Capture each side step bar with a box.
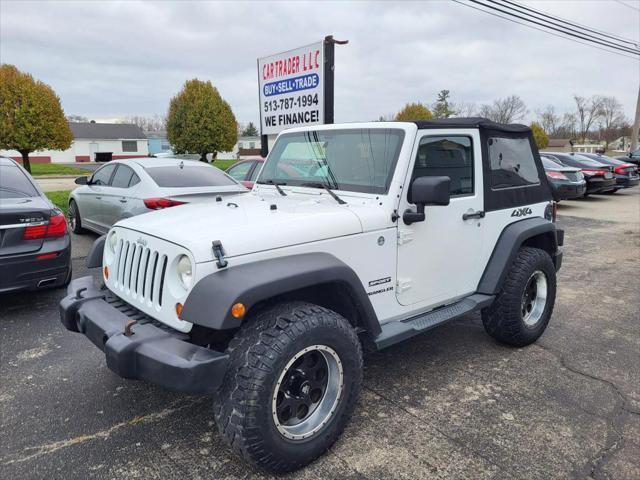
[374,294,494,350]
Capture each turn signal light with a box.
[175,303,184,318]
[143,198,187,210]
[231,302,246,319]
[103,266,109,280]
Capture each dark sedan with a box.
[225,157,264,188]
[615,147,640,169]
[541,157,586,201]
[541,152,616,196]
[575,153,639,191]
[0,157,71,293]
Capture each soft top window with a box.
[145,165,238,188]
[488,137,540,190]
[0,165,39,198]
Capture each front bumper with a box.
[59,276,229,394]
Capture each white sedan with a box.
[69,157,247,235]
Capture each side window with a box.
[412,136,474,196]
[249,162,262,181]
[488,137,540,189]
[129,173,140,187]
[110,165,135,188]
[122,141,138,152]
[91,164,116,186]
[227,162,253,181]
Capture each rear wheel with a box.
[69,200,85,234]
[214,301,362,473]
[482,247,556,347]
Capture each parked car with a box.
[540,152,616,196]
[615,147,640,169]
[541,157,586,201]
[575,153,639,190]
[61,119,563,473]
[225,157,264,188]
[69,157,247,235]
[0,156,71,292]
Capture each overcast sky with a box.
[1,0,638,126]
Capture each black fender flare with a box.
[181,252,381,335]
[477,217,562,295]
[86,235,106,268]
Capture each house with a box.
[146,131,171,155]
[542,139,572,152]
[217,136,269,160]
[0,122,148,163]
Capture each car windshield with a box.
[258,128,405,194]
[145,165,239,188]
[0,165,39,198]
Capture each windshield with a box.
[258,128,405,194]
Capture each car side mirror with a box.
[75,176,89,185]
[403,176,451,225]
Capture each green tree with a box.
[530,122,549,150]
[166,79,237,162]
[0,64,72,173]
[242,121,259,137]
[395,102,433,121]
[432,90,456,119]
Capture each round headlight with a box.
[177,255,193,288]
[108,231,118,253]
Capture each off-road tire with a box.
[482,247,556,347]
[69,200,85,234]
[214,301,363,473]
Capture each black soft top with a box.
[413,117,531,134]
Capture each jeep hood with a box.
[116,192,369,262]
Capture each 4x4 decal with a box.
[511,207,533,217]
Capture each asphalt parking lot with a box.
[1,189,638,480]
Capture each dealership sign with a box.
[258,41,325,135]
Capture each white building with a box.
[1,122,148,164]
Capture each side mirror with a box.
[403,176,451,225]
[75,176,89,185]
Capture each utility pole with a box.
[631,85,640,152]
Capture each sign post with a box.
[257,36,347,156]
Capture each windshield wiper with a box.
[258,179,287,196]
[300,182,347,205]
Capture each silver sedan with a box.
[69,157,247,235]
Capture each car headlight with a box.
[177,255,193,288]
[108,231,118,253]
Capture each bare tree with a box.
[120,114,166,132]
[573,95,603,143]
[536,106,560,137]
[597,96,626,150]
[478,95,527,123]
[456,101,477,117]
[554,113,578,140]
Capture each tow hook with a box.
[124,320,138,337]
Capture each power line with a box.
[500,0,639,48]
[470,0,640,55]
[613,0,640,13]
[451,0,640,60]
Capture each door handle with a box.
[119,198,127,203]
[95,196,102,200]
[462,210,485,220]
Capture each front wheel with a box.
[214,301,363,473]
[482,247,556,347]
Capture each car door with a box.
[396,130,485,308]
[102,164,140,227]
[83,163,116,232]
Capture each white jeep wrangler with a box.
[61,118,563,473]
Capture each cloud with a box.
[1,0,638,124]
